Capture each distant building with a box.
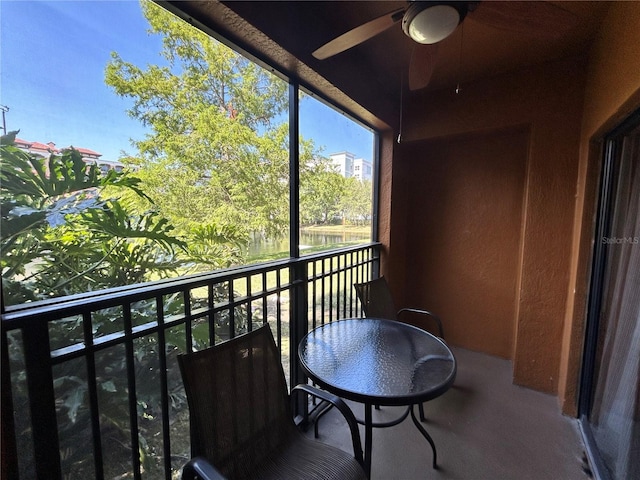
[13,138,60,159]
[330,151,372,181]
[330,151,354,178]
[13,137,126,174]
[352,157,372,182]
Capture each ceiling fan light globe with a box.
[404,4,461,45]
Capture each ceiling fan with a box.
[312,1,579,91]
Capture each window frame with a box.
[0,0,380,313]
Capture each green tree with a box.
[300,155,345,225]
[105,0,291,240]
[341,178,373,225]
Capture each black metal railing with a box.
[1,243,380,480]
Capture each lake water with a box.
[247,230,371,258]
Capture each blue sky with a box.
[0,0,374,161]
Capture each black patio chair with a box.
[354,276,444,339]
[354,276,446,422]
[178,324,367,480]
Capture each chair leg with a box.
[419,402,425,422]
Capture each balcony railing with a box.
[1,243,380,480]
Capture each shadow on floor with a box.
[305,347,591,480]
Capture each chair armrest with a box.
[291,383,365,467]
[397,308,444,339]
[182,457,227,480]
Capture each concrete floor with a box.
[305,347,592,480]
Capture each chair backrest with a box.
[178,325,295,479]
[354,276,398,320]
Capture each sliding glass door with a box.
[580,110,640,480]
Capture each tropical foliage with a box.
[0,131,186,304]
[0,132,252,477]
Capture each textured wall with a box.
[559,1,640,415]
[399,128,528,358]
[375,2,640,410]
[385,55,587,394]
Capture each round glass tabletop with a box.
[299,318,456,405]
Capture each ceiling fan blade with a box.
[312,9,405,60]
[471,1,579,39]
[409,44,438,91]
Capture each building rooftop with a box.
[14,137,102,158]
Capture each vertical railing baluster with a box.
[1,330,19,479]
[261,272,268,327]
[123,302,142,480]
[349,251,355,317]
[208,284,216,345]
[366,249,371,283]
[184,289,193,352]
[342,253,348,319]
[82,311,104,479]
[156,296,172,480]
[358,250,364,314]
[246,276,253,332]
[335,254,341,319]
[311,261,317,329]
[346,253,351,317]
[373,245,380,279]
[228,281,236,338]
[276,269,282,343]
[329,259,334,324]
[321,259,326,324]
[22,321,62,479]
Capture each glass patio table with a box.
[299,317,457,478]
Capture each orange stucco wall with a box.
[379,1,640,409]
[385,55,586,394]
[398,127,528,358]
[559,1,640,415]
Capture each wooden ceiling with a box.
[170,1,611,130]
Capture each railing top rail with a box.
[2,243,380,327]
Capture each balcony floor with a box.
[305,346,591,480]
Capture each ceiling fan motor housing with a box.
[402,1,469,44]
